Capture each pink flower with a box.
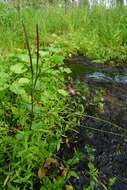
[67,85,76,96]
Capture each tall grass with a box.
[1,2,127,63]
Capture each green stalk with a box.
[34,24,40,88]
[22,20,34,129]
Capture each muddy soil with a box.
[58,56,127,190]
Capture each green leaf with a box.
[40,50,49,57]
[109,177,117,187]
[67,171,79,180]
[31,122,42,131]
[48,47,62,54]
[0,72,9,91]
[0,83,9,91]
[10,63,27,74]
[17,53,29,62]
[18,78,30,85]
[10,81,26,95]
[51,55,64,64]
[60,67,72,74]
[58,89,68,96]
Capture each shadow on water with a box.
[58,56,127,190]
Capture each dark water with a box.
[59,56,127,190]
[68,56,127,83]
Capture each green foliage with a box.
[0,47,84,189]
[83,145,117,190]
[1,4,127,64]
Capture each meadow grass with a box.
[1,3,127,63]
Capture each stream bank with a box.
[59,56,127,190]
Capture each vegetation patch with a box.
[0,1,127,189]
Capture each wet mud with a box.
[59,56,127,189]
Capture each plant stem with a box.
[34,24,40,88]
[22,20,34,128]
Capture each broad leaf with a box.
[0,72,9,91]
[18,78,30,85]
[58,89,68,96]
[10,82,26,95]
[51,55,64,64]
[39,50,49,57]
[60,67,72,74]
[10,63,27,74]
